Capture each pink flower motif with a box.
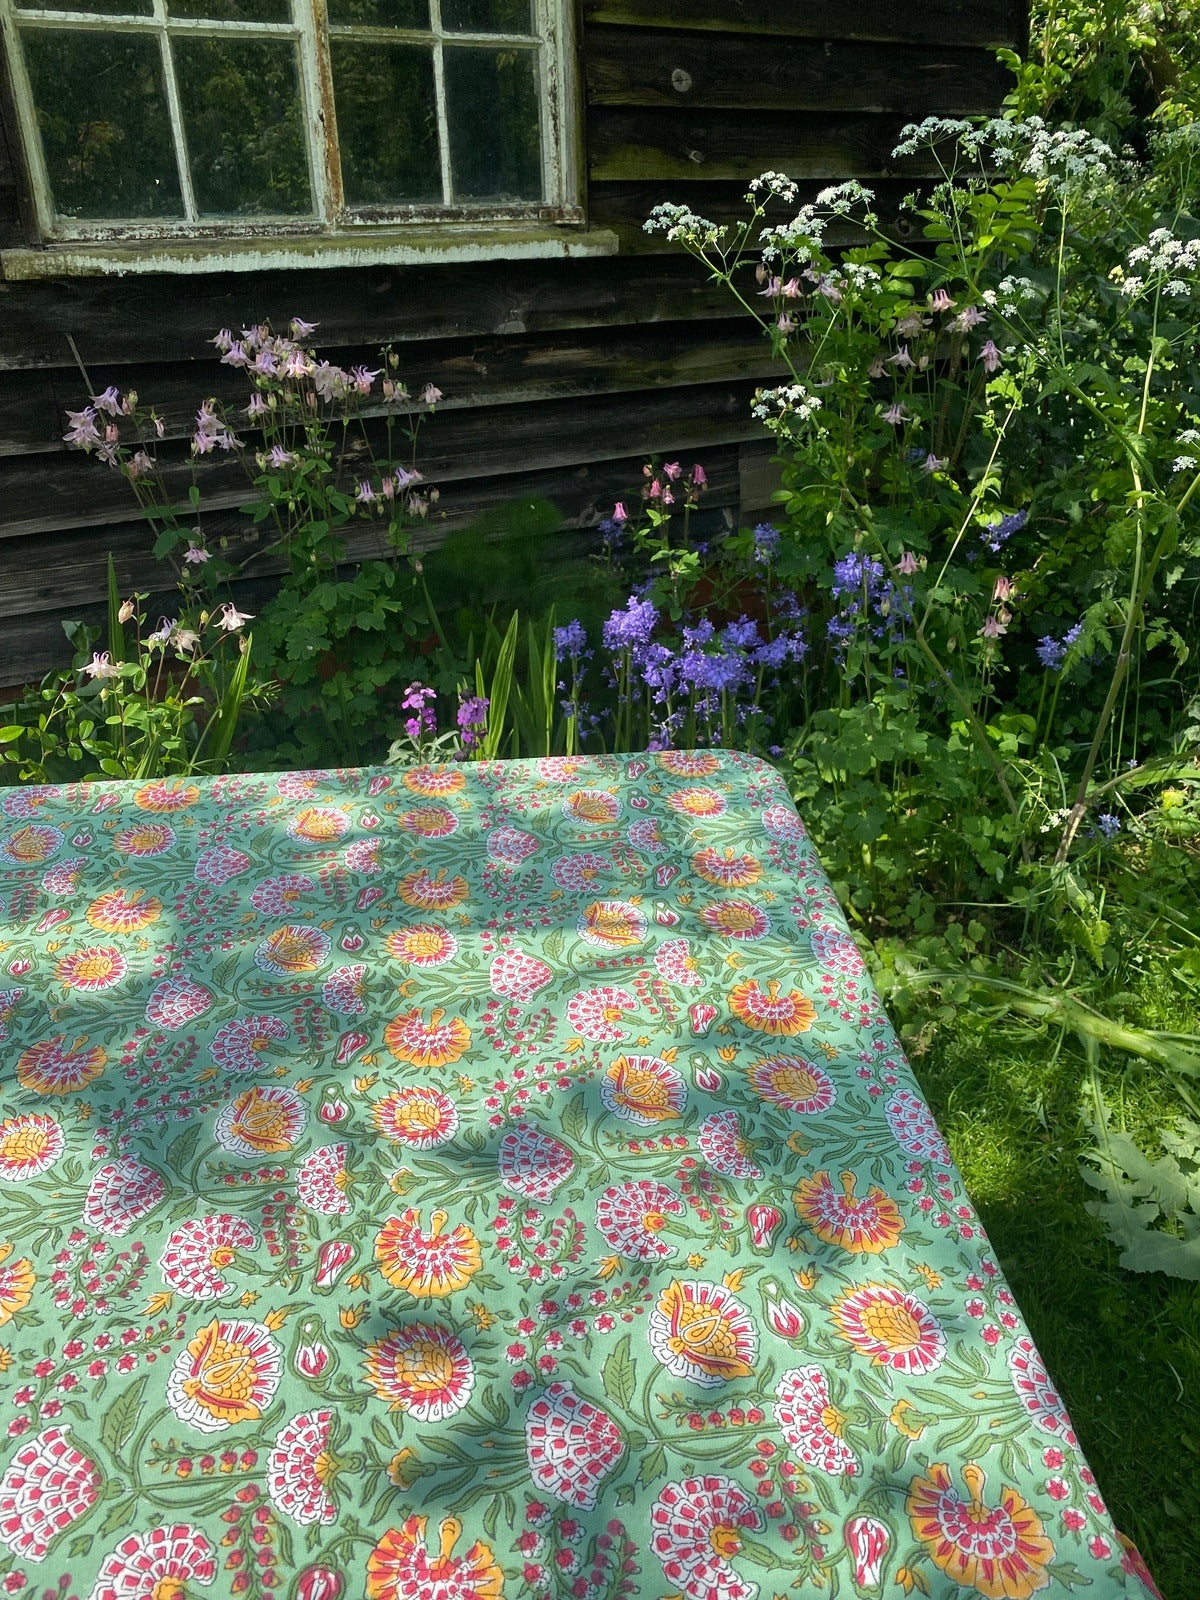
[210,1014,290,1073]
[322,964,367,1017]
[844,1515,890,1589]
[698,1110,761,1180]
[809,923,866,976]
[490,949,554,1004]
[160,1214,257,1300]
[91,1523,216,1599]
[83,1159,166,1237]
[885,1089,953,1166]
[551,853,613,893]
[315,1238,354,1289]
[193,844,252,886]
[525,1382,625,1510]
[251,872,316,916]
[267,1409,338,1527]
[297,1144,352,1216]
[566,985,637,1042]
[595,1179,684,1261]
[499,1123,576,1202]
[144,974,213,1030]
[774,1365,859,1476]
[651,1475,763,1600]
[1008,1335,1078,1446]
[655,937,702,988]
[0,1427,100,1559]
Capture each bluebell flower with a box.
[1036,635,1065,670]
[722,616,761,650]
[980,508,1028,553]
[553,619,589,662]
[1097,812,1121,839]
[753,522,781,563]
[603,597,658,652]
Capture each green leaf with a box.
[601,1334,635,1411]
[561,1092,587,1146]
[101,1375,149,1458]
[637,1442,666,1486]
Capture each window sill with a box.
[0,224,620,281]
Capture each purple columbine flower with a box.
[882,401,911,425]
[290,317,319,338]
[63,407,102,450]
[979,340,1002,373]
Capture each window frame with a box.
[0,0,596,267]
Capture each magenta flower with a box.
[612,500,629,521]
[896,551,919,575]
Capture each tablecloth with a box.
[0,751,1159,1600]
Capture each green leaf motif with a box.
[100,1374,149,1459]
[601,1334,635,1412]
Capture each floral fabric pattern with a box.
[0,753,1154,1598]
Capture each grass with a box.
[908,969,1200,1600]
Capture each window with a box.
[0,0,594,266]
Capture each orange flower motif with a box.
[667,787,727,818]
[403,767,466,796]
[134,779,200,812]
[0,1115,64,1180]
[17,1035,106,1096]
[693,847,762,889]
[0,1250,34,1324]
[577,900,647,948]
[385,926,458,968]
[648,1280,756,1385]
[113,822,175,857]
[399,869,470,911]
[564,789,620,825]
[55,947,127,992]
[367,1516,503,1600]
[374,1209,482,1298]
[906,1462,1055,1599]
[601,1054,686,1125]
[729,979,816,1035]
[86,888,162,933]
[384,1008,471,1069]
[400,807,459,839]
[794,1170,904,1254]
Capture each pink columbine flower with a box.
[210,328,234,352]
[896,551,919,575]
[220,341,250,368]
[127,451,153,480]
[356,481,377,505]
[183,544,210,565]
[777,313,797,334]
[779,276,802,299]
[980,340,1002,372]
[929,288,955,312]
[922,452,947,473]
[663,461,682,480]
[419,382,443,404]
[83,652,122,681]
[352,366,382,395]
[91,386,123,418]
[63,408,102,449]
[612,501,629,521]
[980,615,1007,639]
[954,306,985,332]
[993,574,1015,602]
[691,464,707,486]
[215,603,253,632]
[883,402,911,425]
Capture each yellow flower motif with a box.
[347,1272,371,1291]
[897,1567,930,1596]
[686,1254,706,1269]
[786,1132,811,1156]
[295,1078,315,1093]
[467,1301,496,1331]
[913,1263,943,1291]
[0,1253,31,1328]
[597,1256,622,1280]
[722,1269,745,1293]
[907,1462,1054,1600]
[355,1075,378,1094]
[240,1292,260,1310]
[374,1208,482,1298]
[143,1291,174,1318]
[0,1346,10,1372]
[339,1303,368,1330]
[890,1399,927,1441]
[793,1268,818,1292]
[264,1306,288,1330]
[387,1448,420,1488]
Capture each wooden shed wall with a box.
[0,0,1025,692]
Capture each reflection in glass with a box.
[174,38,311,216]
[15,0,152,13]
[441,0,533,32]
[21,30,182,218]
[445,47,541,202]
[168,0,289,19]
[326,0,428,26]
[332,42,441,205]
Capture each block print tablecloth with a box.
[0,752,1160,1600]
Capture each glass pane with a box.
[332,41,440,206]
[327,0,427,26]
[174,38,312,216]
[442,0,533,31]
[445,46,542,203]
[20,30,182,219]
[16,0,152,14]
[170,0,290,19]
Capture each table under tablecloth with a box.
[0,751,1159,1600]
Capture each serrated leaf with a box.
[562,1092,587,1146]
[101,1375,148,1458]
[601,1334,635,1411]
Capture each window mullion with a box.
[151,2,198,222]
[297,0,339,224]
[428,0,453,208]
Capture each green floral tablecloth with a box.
[0,752,1159,1600]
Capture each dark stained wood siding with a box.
[0,0,1025,691]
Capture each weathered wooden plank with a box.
[582,0,1027,51]
[588,178,926,252]
[588,109,939,184]
[0,380,765,541]
[0,256,742,374]
[0,446,743,687]
[585,29,1012,113]
[2,320,782,456]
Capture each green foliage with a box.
[1083,1109,1200,1278]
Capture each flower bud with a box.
[296,1568,344,1600]
[746,1204,784,1252]
[759,1277,805,1342]
[334,1032,369,1067]
[688,1001,718,1037]
[844,1515,890,1589]
[315,1238,354,1289]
